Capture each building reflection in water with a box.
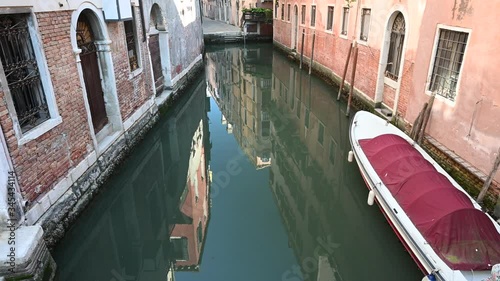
[204,45,344,280]
[53,79,211,281]
[206,45,273,169]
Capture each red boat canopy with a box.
[359,134,500,271]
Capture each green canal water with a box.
[53,43,422,281]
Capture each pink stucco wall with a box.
[409,1,500,182]
[274,0,500,183]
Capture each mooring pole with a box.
[300,29,305,69]
[309,30,316,75]
[346,42,358,117]
[478,147,500,204]
[337,42,353,100]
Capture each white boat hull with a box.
[349,111,499,281]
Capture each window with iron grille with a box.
[311,5,316,27]
[326,6,334,31]
[124,19,139,71]
[360,8,371,41]
[287,4,291,21]
[301,5,306,25]
[0,14,50,133]
[385,13,405,81]
[429,29,468,101]
[341,7,349,35]
[281,4,284,20]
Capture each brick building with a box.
[0,0,203,279]
[273,0,500,202]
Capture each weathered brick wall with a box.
[108,7,154,121]
[423,138,500,213]
[0,11,93,203]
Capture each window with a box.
[318,122,324,145]
[281,4,284,20]
[360,8,371,41]
[310,5,316,27]
[0,14,51,133]
[275,5,278,18]
[301,5,306,25]
[329,139,336,164]
[385,13,405,81]
[341,7,349,35]
[429,28,468,101]
[124,19,139,71]
[326,6,334,31]
[305,108,310,128]
[287,4,291,21]
[171,237,189,260]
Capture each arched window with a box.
[385,13,405,81]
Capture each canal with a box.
[52,43,422,281]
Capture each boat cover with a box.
[359,134,500,271]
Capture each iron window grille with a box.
[124,19,139,71]
[287,4,291,21]
[0,14,49,132]
[326,6,334,31]
[310,6,316,27]
[360,8,371,41]
[341,8,349,35]
[385,13,405,81]
[301,5,306,25]
[281,4,284,20]
[429,29,468,101]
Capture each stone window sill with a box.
[129,67,143,80]
[18,116,62,146]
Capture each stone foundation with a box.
[0,226,56,281]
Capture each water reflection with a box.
[206,46,273,169]
[205,45,422,281]
[53,80,211,280]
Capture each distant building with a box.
[273,0,500,200]
[202,0,273,28]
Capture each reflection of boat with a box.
[348,111,500,281]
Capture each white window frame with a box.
[126,7,143,79]
[287,3,291,22]
[325,5,335,33]
[358,7,371,44]
[340,6,349,39]
[0,9,61,146]
[425,24,471,105]
[300,5,306,26]
[310,5,316,28]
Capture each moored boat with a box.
[348,111,500,281]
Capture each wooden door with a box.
[77,13,108,133]
[81,49,108,132]
[149,34,164,94]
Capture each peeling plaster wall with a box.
[143,0,204,84]
[409,0,500,182]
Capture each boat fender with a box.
[348,151,354,162]
[367,190,375,206]
[421,273,436,281]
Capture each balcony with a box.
[242,8,272,22]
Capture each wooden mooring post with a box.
[300,29,305,69]
[477,147,500,204]
[337,43,353,101]
[345,42,358,117]
[309,31,316,75]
